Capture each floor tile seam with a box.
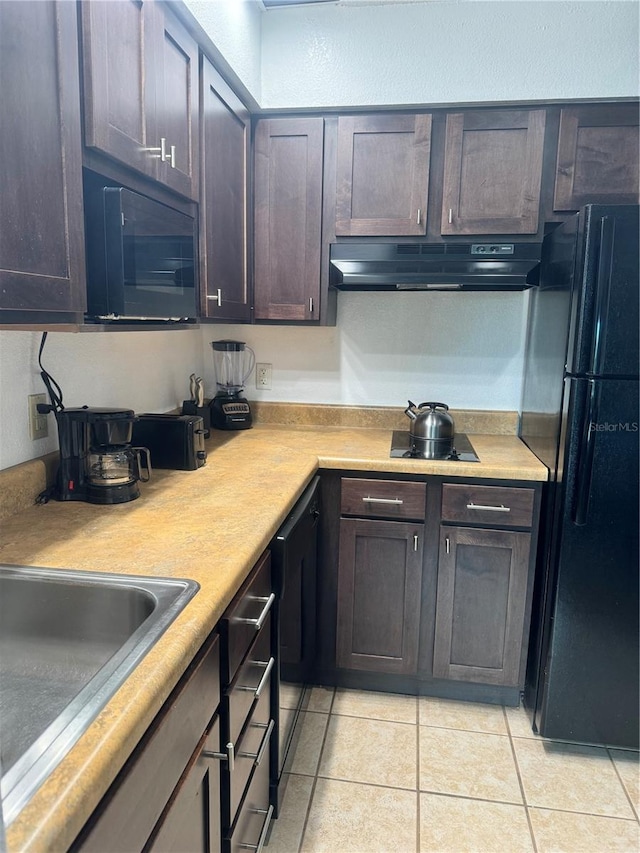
[606,746,640,822]
[525,804,640,822]
[329,711,418,726]
[418,721,510,736]
[511,733,616,751]
[315,774,418,793]
[504,710,539,853]
[418,788,526,808]
[296,699,337,853]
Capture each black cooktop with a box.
[390,431,480,462]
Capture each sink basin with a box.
[0,564,199,826]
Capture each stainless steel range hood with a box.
[329,242,542,291]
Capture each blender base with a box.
[209,394,253,430]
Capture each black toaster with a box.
[132,414,207,470]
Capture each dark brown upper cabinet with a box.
[0,0,86,320]
[254,118,324,322]
[441,109,546,235]
[335,114,432,236]
[81,0,199,201]
[553,104,639,211]
[200,57,250,322]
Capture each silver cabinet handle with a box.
[309,297,314,313]
[362,496,404,505]
[238,805,274,851]
[206,288,222,306]
[232,592,275,631]
[146,137,168,160]
[416,208,422,225]
[166,144,176,169]
[413,534,419,551]
[445,536,450,555]
[238,719,274,766]
[237,656,275,699]
[466,503,511,512]
[448,208,453,224]
[203,740,235,772]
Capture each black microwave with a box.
[85,185,197,322]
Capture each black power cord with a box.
[38,331,64,413]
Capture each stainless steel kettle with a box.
[404,401,455,440]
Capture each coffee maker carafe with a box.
[54,407,151,504]
[209,340,255,430]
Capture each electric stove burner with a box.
[389,431,480,462]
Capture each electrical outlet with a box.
[256,363,272,390]
[28,393,49,441]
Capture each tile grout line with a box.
[503,704,539,853]
[295,688,336,853]
[606,747,639,823]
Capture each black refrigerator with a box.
[520,204,639,749]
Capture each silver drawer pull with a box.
[238,719,274,766]
[362,497,404,505]
[206,288,222,305]
[466,502,511,512]
[233,592,275,631]
[203,740,235,772]
[238,656,275,699]
[238,805,274,852]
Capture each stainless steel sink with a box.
[0,564,199,826]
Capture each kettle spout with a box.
[404,400,417,420]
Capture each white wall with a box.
[0,330,203,470]
[183,0,263,100]
[2,0,637,471]
[260,0,639,107]
[203,291,530,409]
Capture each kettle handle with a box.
[418,401,449,411]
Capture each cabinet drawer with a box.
[228,743,272,853]
[341,478,426,520]
[227,617,273,747]
[222,551,273,684]
[441,484,535,528]
[229,670,273,823]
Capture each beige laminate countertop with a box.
[0,425,547,852]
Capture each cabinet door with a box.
[433,526,531,686]
[441,109,546,235]
[554,104,639,211]
[0,0,86,316]
[336,114,432,236]
[149,716,221,853]
[254,118,324,321]
[81,0,157,179]
[154,9,199,200]
[200,57,250,322]
[336,518,423,675]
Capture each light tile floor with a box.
[266,686,640,853]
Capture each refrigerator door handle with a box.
[572,379,599,526]
[589,216,615,376]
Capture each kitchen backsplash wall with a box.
[203,291,530,411]
[0,330,203,471]
[260,0,639,108]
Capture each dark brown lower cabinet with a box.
[433,526,532,687]
[73,633,221,852]
[336,518,423,675]
[148,717,221,853]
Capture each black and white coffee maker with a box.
[53,407,151,504]
[209,340,255,430]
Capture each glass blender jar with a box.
[209,340,256,430]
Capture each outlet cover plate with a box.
[28,393,49,441]
[256,363,272,390]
